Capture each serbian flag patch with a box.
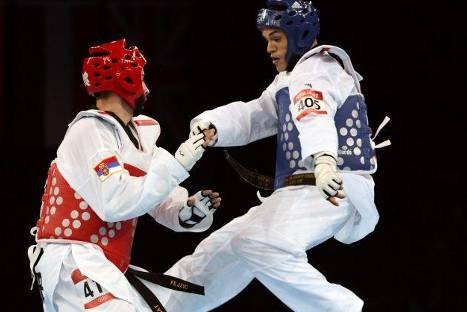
[94,156,123,181]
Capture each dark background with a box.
[1,0,465,311]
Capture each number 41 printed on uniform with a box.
[71,269,116,309]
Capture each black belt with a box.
[224,150,316,190]
[125,267,204,312]
[283,173,316,186]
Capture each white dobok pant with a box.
[164,181,367,312]
[36,244,172,312]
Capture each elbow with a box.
[98,178,177,222]
[99,202,145,222]
[101,197,165,222]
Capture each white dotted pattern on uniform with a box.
[79,201,88,210]
[101,237,109,246]
[82,212,90,221]
[337,157,344,166]
[87,218,126,248]
[64,228,72,237]
[280,112,307,171]
[73,220,81,229]
[90,235,98,243]
[338,100,368,161]
[44,182,93,241]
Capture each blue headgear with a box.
[257,0,320,69]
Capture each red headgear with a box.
[82,39,148,109]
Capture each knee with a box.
[230,230,307,273]
[230,229,277,259]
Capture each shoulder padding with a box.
[133,114,159,127]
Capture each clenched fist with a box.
[179,190,221,227]
[175,133,205,171]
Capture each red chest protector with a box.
[36,162,146,272]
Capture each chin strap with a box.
[286,52,302,72]
[132,95,146,116]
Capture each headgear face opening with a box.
[257,0,320,70]
[82,39,148,110]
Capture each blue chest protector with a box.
[274,87,308,190]
[334,94,376,172]
[274,87,376,190]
